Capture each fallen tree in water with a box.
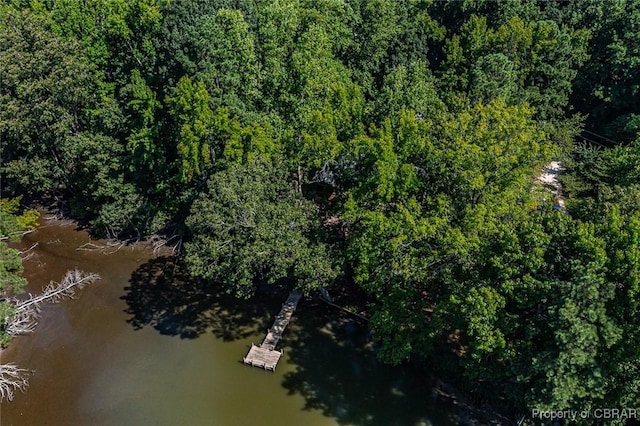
[0,363,30,402]
[5,269,100,335]
[0,269,100,402]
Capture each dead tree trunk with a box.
[0,269,100,402]
[6,269,100,335]
[0,363,31,402]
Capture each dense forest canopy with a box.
[2,0,640,422]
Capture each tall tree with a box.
[166,76,216,184]
[342,99,553,367]
[191,8,261,114]
[0,8,96,194]
[567,0,640,142]
[439,13,589,124]
[184,159,336,298]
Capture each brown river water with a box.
[0,218,459,425]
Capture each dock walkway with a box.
[242,290,302,371]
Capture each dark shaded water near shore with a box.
[0,218,460,425]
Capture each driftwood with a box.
[76,233,183,256]
[0,363,31,402]
[18,242,39,261]
[151,233,182,255]
[5,269,100,335]
[0,270,100,402]
[0,229,35,242]
[76,241,128,255]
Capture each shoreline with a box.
[4,212,514,424]
[316,289,514,425]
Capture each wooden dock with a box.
[243,290,302,371]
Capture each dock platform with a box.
[242,290,302,371]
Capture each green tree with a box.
[0,197,39,346]
[280,14,366,171]
[373,61,445,127]
[566,0,640,141]
[439,13,589,123]
[184,159,336,298]
[191,8,261,114]
[0,198,39,238]
[469,53,518,103]
[253,0,300,112]
[0,8,96,194]
[153,0,256,95]
[344,0,444,95]
[166,76,215,183]
[413,99,553,209]
[342,99,552,367]
[124,69,166,191]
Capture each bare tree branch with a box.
[76,241,128,254]
[152,233,182,256]
[0,229,35,241]
[0,363,31,402]
[18,242,38,260]
[0,270,100,403]
[6,269,100,335]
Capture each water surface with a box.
[0,219,458,425]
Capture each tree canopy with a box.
[184,159,336,298]
[2,0,640,422]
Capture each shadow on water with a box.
[280,302,463,426]
[121,256,279,341]
[123,257,465,425]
